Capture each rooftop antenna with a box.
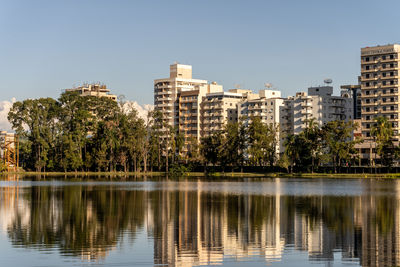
[324,78,333,85]
[264,83,273,89]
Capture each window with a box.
[383,73,387,77]
[366,90,370,95]
[366,65,370,70]
[366,99,370,103]
[366,82,370,87]
[366,115,370,120]
[366,107,370,112]
[383,64,386,69]
[365,57,370,62]
[366,123,370,129]
[383,89,386,94]
[383,98,386,102]
[382,55,386,60]
[390,55,395,59]
[391,72,394,76]
[383,81,387,85]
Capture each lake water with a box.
[0,176,399,267]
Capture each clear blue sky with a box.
[1,0,400,104]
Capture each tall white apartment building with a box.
[308,86,353,123]
[280,86,353,136]
[291,92,321,135]
[240,90,284,154]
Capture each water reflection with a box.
[0,179,400,266]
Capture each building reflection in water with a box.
[0,179,400,266]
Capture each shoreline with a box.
[1,171,400,179]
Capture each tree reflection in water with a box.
[0,179,400,267]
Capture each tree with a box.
[322,120,360,173]
[284,134,311,172]
[247,117,277,166]
[8,98,59,172]
[303,118,323,173]
[371,116,396,167]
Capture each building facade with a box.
[154,63,223,154]
[65,83,117,101]
[358,44,400,164]
[201,90,245,137]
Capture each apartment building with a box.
[240,89,284,153]
[308,86,353,123]
[340,83,362,120]
[179,82,223,153]
[65,83,117,101]
[154,63,209,128]
[154,63,223,154]
[291,92,322,135]
[357,44,400,163]
[280,86,353,137]
[201,90,246,137]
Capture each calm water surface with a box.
[0,176,399,267]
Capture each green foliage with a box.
[371,116,396,167]
[168,163,191,177]
[247,117,278,166]
[321,120,361,173]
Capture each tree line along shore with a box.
[1,91,398,174]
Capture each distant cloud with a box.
[0,98,15,132]
[121,101,154,121]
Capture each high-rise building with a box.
[281,86,353,136]
[240,89,284,154]
[361,44,400,138]
[179,82,223,154]
[359,44,400,163]
[341,83,362,120]
[201,90,249,137]
[154,63,222,154]
[155,64,208,128]
[65,83,117,101]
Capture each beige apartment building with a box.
[154,64,208,128]
[201,90,248,137]
[179,82,223,153]
[154,63,223,154]
[359,44,400,164]
[65,83,117,101]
